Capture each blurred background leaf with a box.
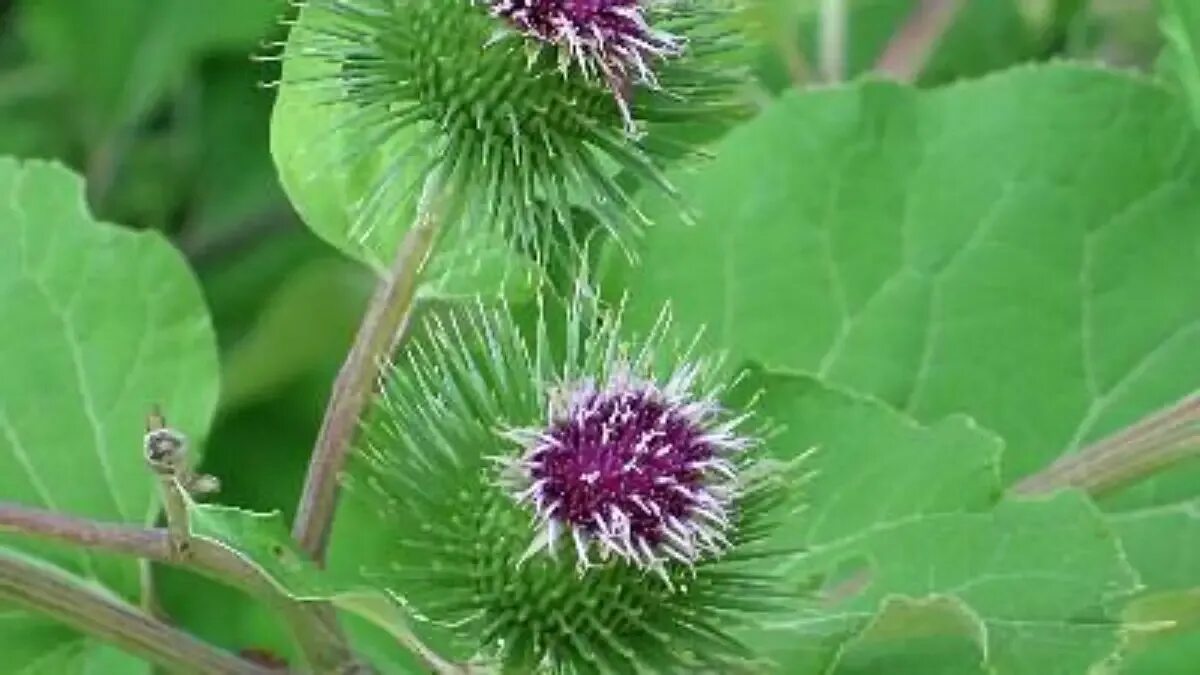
[745,0,1090,92]
[17,0,281,139]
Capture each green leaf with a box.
[0,158,218,589]
[0,547,156,674]
[826,595,988,675]
[188,505,338,598]
[1110,502,1200,591]
[269,3,534,295]
[735,372,1136,673]
[1117,629,1200,675]
[0,619,151,675]
[1106,504,1200,668]
[153,393,324,665]
[737,371,1003,549]
[773,494,1136,674]
[1093,589,1200,674]
[619,64,1200,492]
[0,158,217,668]
[185,504,440,672]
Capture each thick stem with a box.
[0,547,273,674]
[0,503,467,673]
[874,0,964,82]
[1012,393,1200,497]
[293,174,450,563]
[0,504,165,557]
[0,503,350,672]
[818,0,848,83]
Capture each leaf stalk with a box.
[1013,392,1200,497]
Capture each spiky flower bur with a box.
[285,0,748,263]
[351,295,801,672]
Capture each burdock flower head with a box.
[275,0,748,264]
[351,291,800,671]
[487,0,685,124]
[503,361,748,577]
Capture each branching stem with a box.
[0,502,473,673]
[0,411,358,673]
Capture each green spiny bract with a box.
[350,295,800,672]
[282,0,748,264]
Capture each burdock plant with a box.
[272,2,787,670]
[0,1,791,673]
[351,292,800,671]
[7,3,1197,675]
[275,2,795,670]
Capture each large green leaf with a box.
[1088,588,1200,674]
[739,372,1003,549]
[619,64,1200,492]
[0,158,218,665]
[1097,501,1200,671]
[773,493,1137,674]
[1110,501,1200,592]
[735,373,1136,673]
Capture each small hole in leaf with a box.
[818,555,875,607]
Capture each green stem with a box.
[293,172,451,563]
[0,547,274,674]
[1012,392,1200,497]
[818,0,848,83]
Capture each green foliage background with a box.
[0,0,1198,673]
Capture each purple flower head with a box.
[504,363,752,576]
[485,0,685,126]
